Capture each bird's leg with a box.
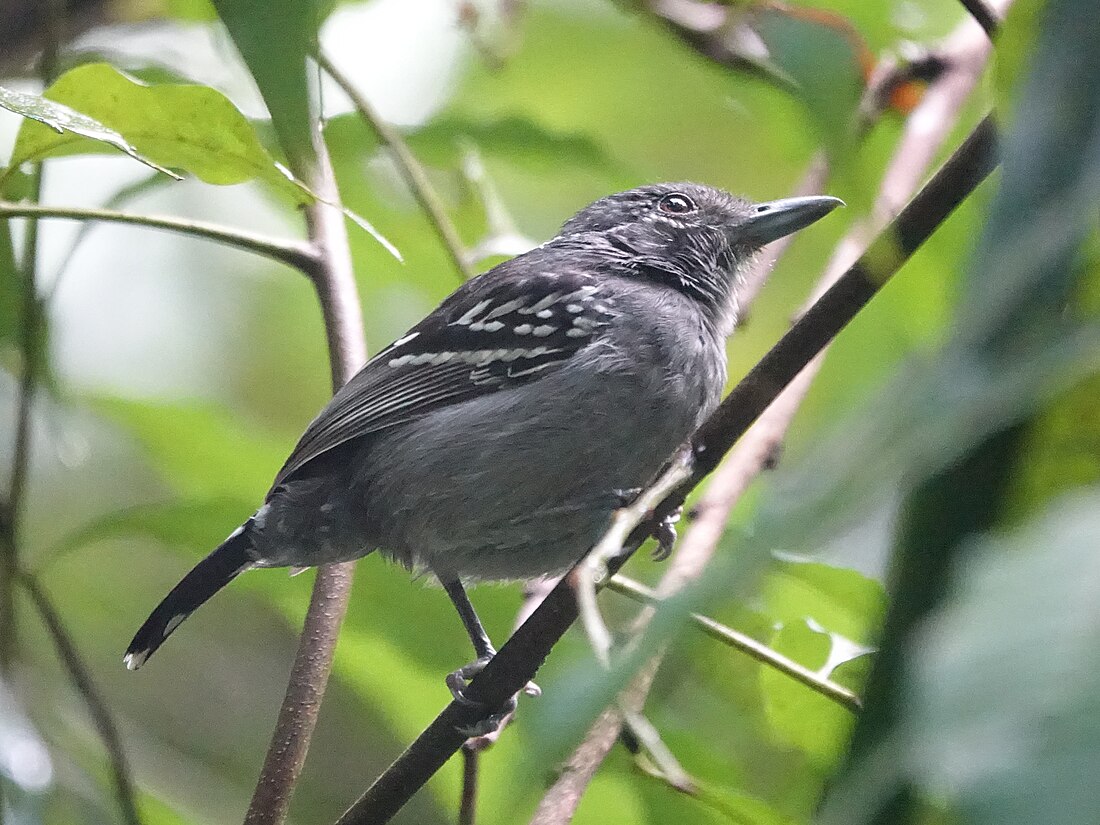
[442,577,497,698]
[441,577,539,736]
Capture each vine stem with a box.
[318,51,475,281]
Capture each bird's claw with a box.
[651,506,682,561]
[447,654,540,736]
[613,487,642,507]
[446,654,495,705]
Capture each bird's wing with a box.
[272,266,617,488]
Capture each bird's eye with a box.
[657,193,697,215]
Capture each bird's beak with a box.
[736,195,844,246]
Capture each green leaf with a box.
[907,491,1100,825]
[164,0,218,21]
[7,64,304,199]
[760,622,856,767]
[762,558,886,646]
[210,0,318,174]
[407,115,631,177]
[753,7,865,172]
[0,81,179,181]
[93,397,287,501]
[44,497,252,569]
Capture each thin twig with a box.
[0,0,62,673]
[958,0,1001,38]
[608,576,861,712]
[332,115,1000,825]
[244,136,366,824]
[318,51,475,281]
[19,571,143,825]
[0,202,319,274]
[459,747,479,825]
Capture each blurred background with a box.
[1,0,1097,824]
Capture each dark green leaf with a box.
[907,492,1100,825]
[210,0,318,174]
[45,497,252,568]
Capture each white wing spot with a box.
[566,328,589,338]
[565,303,583,313]
[532,325,556,337]
[514,324,532,335]
[484,298,526,320]
[520,292,561,314]
[388,354,415,368]
[454,299,493,326]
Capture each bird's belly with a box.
[359,364,708,580]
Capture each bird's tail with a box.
[124,523,256,670]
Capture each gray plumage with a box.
[125,182,841,670]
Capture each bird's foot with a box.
[447,654,540,737]
[651,506,682,561]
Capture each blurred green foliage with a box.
[0,1,1097,825]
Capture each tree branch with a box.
[0,201,319,274]
[18,571,143,825]
[244,138,366,824]
[333,114,1000,825]
[317,51,475,281]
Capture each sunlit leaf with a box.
[0,81,179,181]
[760,622,855,767]
[7,64,304,198]
[762,558,886,646]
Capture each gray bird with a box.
[124,183,841,697]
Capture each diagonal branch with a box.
[333,114,1000,825]
[957,0,1001,38]
[318,51,475,281]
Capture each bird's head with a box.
[557,182,842,328]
